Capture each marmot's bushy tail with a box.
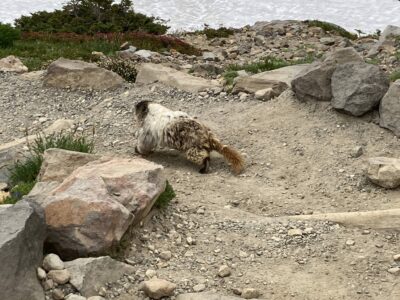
[210,136,244,174]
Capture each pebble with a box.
[145,269,157,278]
[42,279,54,291]
[139,278,176,299]
[47,269,71,284]
[218,265,232,277]
[241,288,261,299]
[193,283,206,292]
[388,267,400,275]
[393,254,400,261]
[52,288,65,300]
[87,297,106,300]
[37,267,47,280]
[65,295,87,300]
[43,253,64,271]
[159,251,172,261]
[287,228,303,236]
[346,239,355,246]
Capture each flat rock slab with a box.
[0,200,46,300]
[44,58,124,90]
[64,256,135,297]
[251,64,310,85]
[176,293,242,300]
[136,63,221,93]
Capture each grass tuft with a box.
[390,70,400,82]
[3,132,94,204]
[0,32,201,71]
[154,181,176,209]
[305,20,357,40]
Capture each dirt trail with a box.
[1,75,400,299]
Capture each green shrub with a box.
[154,181,176,209]
[97,57,137,82]
[390,70,400,82]
[3,132,94,204]
[195,26,235,39]
[15,0,168,34]
[305,20,357,40]
[0,23,21,48]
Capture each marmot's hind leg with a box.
[185,147,210,174]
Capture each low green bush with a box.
[0,23,21,48]
[97,57,137,82]
[305,20,357,40]
[196,26,235,39]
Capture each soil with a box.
[1,71,399,300]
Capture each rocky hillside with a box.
[1,20,400,300]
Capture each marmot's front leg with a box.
[186,147,210,174]
[135,129,156,156]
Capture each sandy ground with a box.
[1,74,400,299]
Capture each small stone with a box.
[37,267,47,280]
[242,288,261,299]
[218,265,231,277]
[139,278,176,299]
[87,297,105,300]
[351,146,363,158]
[48,269,71,284]
[43,253,64,271]
[186,236,196,245]
[42,279,54,291]
[145,269,157,278]
[239,251,249,258]
[159,251,172,261]
[393,254,400,261]
[52,288,65,300]
[232,288,242,295]
[65,295,86,300]
[320,37,335,45]
[239,93,248,101]
[388,267,400,275]
[193,283,206,292]
[346,240,356,246]
[304,227,314,234]
[287,229,303,236]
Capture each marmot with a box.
[134,101,244,174]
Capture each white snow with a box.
[0,0,399,33]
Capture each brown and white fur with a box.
[134,101,244,174]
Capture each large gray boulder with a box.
[291,47,363,102]
[368,25,400,57]
[0,200,46,300]
[28,149,166,259]
[367,157,400,189]
[380,80,400,137]
[44,58,124,90]
[331,62,389,116]
[136,63,221,93]
[64,256,135,297]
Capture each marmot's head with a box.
[135,100,151,123]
